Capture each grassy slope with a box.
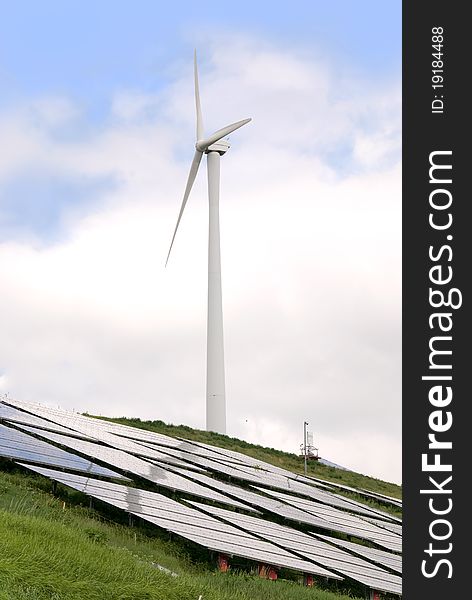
[0,470,361,600]
[92,415,402,501]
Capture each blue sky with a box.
[0,2,402,482]
[1,1,400,101]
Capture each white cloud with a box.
[0,38,401,483]
[30,96,81,127]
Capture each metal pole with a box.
[304,421,308,475]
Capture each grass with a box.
[90,415,402,503]
[0,470,363,600]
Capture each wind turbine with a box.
[166,51,251,435]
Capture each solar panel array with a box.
[0,399,402,596]
[20,464,339,580]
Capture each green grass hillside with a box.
[0,469,362,600]
[92,415,402,503]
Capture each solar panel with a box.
[328,492,402,524]
[303,474,403,516]
[189,502,402,596]
[90,420,188,451]
[314,534,402,574]
[118,431,249,465]
[257,478,398,521]
[270,473,335,493]
[19,463,342,581]
[4,400,107,434]
[258,488,402,553]
[146,457,208,473]
[0,401,91,437]
[14,424,255,511]
[280,472,336,491]
[358,515,403,536]
[360,489,403,508]
[5,399,187,452]
[259,488,401,537]
[0,424,126,480]
[172,438,260,465]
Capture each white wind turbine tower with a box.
[166,51,251,435]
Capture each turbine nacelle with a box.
[195,117,252,153]
[205,139,230,155]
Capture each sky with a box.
[0,1,402,483]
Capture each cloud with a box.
[0,375,8,392]
[0,37,401,483]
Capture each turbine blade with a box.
[194,50,204,140]
[196,118,251,151]
[165,150,203,266]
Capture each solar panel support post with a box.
[217,553,229,572]
[258,564,277,581]
[304,573,315,587]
